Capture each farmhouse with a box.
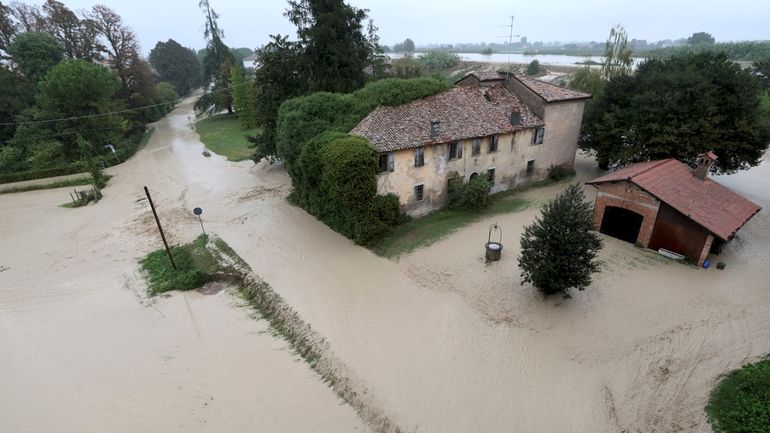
[587,152,761,265]
[351,72,590,216]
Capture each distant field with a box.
[196,114,261,162]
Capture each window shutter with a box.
[388,153,395,172]
[457,143,463,159]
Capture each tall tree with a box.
[518,183,602,297]
[8,1,44,32]
[0,68,34,143]
[569,67,604,97]
[90,5,136,90]
[249,34,307,161]
[285,0,370,92]
[196,0,236,114]
[8,32,64,81]
[688,32,715,45]
[580,52,770,172]
[40,0,100,61]
[18,59,126,157]
[230,66,255,128]
[0,1,16,60]
[393,38,414,53]
[753,58,770,90]
[365,19,387,79]
[602,24,632,80]
[149,39,201,96]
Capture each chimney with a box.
[694,151,718,180]
[430,120,440,138]
[510,111,521,126]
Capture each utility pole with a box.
[144,186,176,270]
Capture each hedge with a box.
[0,163,85,184]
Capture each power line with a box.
[0,80,252,127]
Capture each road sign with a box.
[193,207,205,235]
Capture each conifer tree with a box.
[519,184,602,296]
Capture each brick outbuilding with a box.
[586,153,761,266]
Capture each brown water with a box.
[0,95,367,433]
[2,93,769,433]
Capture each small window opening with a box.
[449,141,462,159]
[414,147,425,167]
[531,127,544,145]
[526,160,535,176]
[414,184,424,201]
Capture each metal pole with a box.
[198,214,206,235]
[144,186,176,270]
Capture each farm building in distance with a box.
[587,152,761,265]
[351,72,590,216]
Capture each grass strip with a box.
[140,234,222,295]
[195,113,261,161]
[371,177,573,258]
[0,176,97,194]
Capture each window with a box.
[489,135,498,153]
[378,153,394,173]
[531,127,545,145]
[414,147,425,167]
[449,141,462,159]
[472,138,481,156]
[488,168,495,184]
[526,160,535,176]
[414,184,424,201]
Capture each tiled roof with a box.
[512,74,592,102]
[458,71,506,82]
[587,159,761,240]
[351,84,543,152]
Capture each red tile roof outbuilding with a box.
[587,159,761,240]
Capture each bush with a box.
[547,163,576,181]
[706,359,770,433]
[0,146,25,174]
[321,135,377,210]
[447,171,491,211]
[373,193,408,226]
[26,140,65,170]
[526,59,541,76]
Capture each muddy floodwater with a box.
[2,94,769,433]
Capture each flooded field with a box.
[1,94,768,433]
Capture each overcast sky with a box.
[57,0,769,54]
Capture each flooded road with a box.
[2,92,769,433]
[0,94,367,433]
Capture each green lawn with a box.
[195,114,261,161]
[706,358,770,433]
[372,192,530,258]
[141,234,222,295]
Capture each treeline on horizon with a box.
[389,34,770,62]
